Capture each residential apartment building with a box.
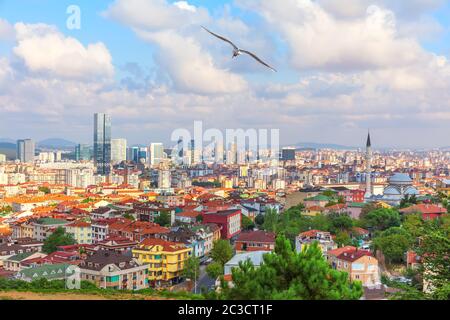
[295,230,337,257]
[64,220,92,244]
[79,250,149,290]
[33,218,70,242]
[132,238,191,288]
[203,209,241,239]
[327,246,380,286]
[235,230,276,253]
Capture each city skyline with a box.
[0,1,450,148]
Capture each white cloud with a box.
[13,23,114,80]
[238,0,428,71]
[105,0,208,31]
[316,0,445,19]
[2,0,450,148]
[0,18,14,41]
[138,30,248,94]
[174,1,197,12]
[105,0,248,95]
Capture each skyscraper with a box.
[93,113,111,175]
[111,138,127,163]
[75,144,92,161]
[364,132,372,200]
[158,169,171,189]
[150,143,164,166]
[281,147,296,161]
[17,139,35,163]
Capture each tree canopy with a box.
[154,211,171,227]
[210,239,233,268]
[211,236,363,300]
[182,256,200,281]
[361,208,401,231]
[42,227,76,254]
[372,227,412,264]
[241,215,255,231]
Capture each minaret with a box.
[364,132,372,200]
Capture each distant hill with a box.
[38,138,77,149]
[293,142,358,150]
[0,142,16,159]
[0,138,16,144]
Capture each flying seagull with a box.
[201,26,277,72]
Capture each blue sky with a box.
[1,0,450,148]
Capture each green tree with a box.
[414,225,450,300]
[0,206,12,215]
[362,208,401,231]
[262,209,278,232]
[212,236,363,300]
[372,227,412,264]
[322,190,336,198]
[42,227,76,254]
[210,239,233,267]
[402,214,424,238]
[154,211,171,227]
[400,194,418,209]
[182,256,200,281]
[241,215,255,231]
[328,213,354,234]
[196,214,203,223]
[335,231,352,247]
[360,202,381,220]
[38,186,51,194]
[206,261,224,279]
[255,214,264,227]
[123,212,135,221]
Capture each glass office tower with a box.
[93,113,111,175]
[17,139,35,163]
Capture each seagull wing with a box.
[201,26,239,50]
[240,50,277,72]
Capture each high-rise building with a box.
[55,151,62,162]
[0,154,6,163]
[111,138,127,163]
[17,139,35,163]
[127,146,139,163]
[158,169,171,189]
[75,144,92,161]
[226,141,237,165]
[93,113,111,175]
[150,143,164,166]
[138,147,148,164]
[281,147,296,161]
[364,132,372,200]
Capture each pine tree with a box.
[214,236,363,300]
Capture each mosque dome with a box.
[404,186,420,195]
[383,186,401,195]
[389,173,412,185]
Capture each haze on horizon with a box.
[0,0,450,149]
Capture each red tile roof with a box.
[400,204,447,215]
[299,229,329,238]
[236,230,276,243]
[327,246,357,257]
[337,249,372,262]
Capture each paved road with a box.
[192,265,216,294]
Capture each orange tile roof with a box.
[66,220,91,228]
[177,211,201,218]
[138,238,188,252]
